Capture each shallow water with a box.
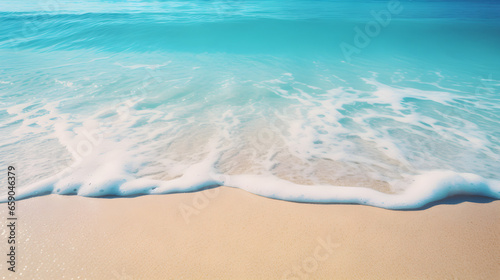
[1,0,499,208]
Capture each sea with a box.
[1,0,499,209]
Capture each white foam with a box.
[2,165,499,210]
[1,53,498,209]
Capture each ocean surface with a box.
[1,0,499,209]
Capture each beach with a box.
[1,1,500,279]
[2,187,498,279]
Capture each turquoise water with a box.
[1,0,499,208]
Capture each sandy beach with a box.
[0,187,498,279]
[2,1,500,279]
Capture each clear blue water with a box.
[1,0,499,208]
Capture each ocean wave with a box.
[1,1,499,209]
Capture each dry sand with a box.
[1,187,499,279]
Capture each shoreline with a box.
[1,187,499,279]
[5,169,500,210]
